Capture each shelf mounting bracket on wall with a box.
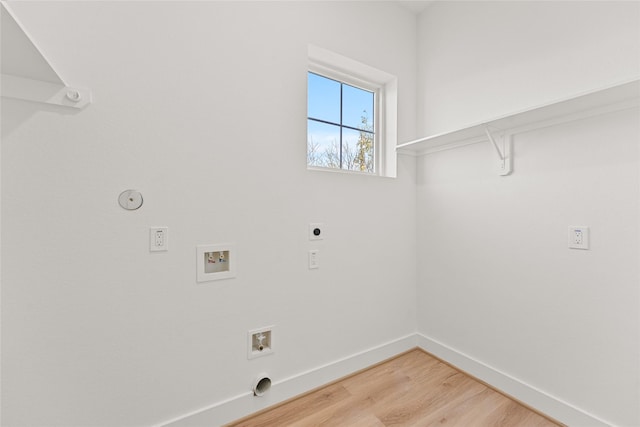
[1,2,91,109]
[484,126,512,176]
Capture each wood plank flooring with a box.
[227,349,562,427]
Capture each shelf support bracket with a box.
[484,126,512,176]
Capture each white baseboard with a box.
[158,332,614,427]
[416,333,612,427]
[158,333,418,427]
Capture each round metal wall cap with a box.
[118,190,143,210]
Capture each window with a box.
[307,72,376,173]
[307,45,398,178]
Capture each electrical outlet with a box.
[149,227,168,252]
[568,226,589,250]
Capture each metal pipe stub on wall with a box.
[118,190,143,210]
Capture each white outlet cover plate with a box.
[308,249,319,269]
[149,227,168,252]
[568,226,589,250]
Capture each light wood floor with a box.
[227,349,562,427]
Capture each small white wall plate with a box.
[149,227,168,252]
[568,226,590,250]
[309,223,323,240]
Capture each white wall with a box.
[4,2,639,426]
[416,2,640,426]
[0,2,417,426]
[417,1,640,136]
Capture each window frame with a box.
[307,44,398,178]
[307,66,381,174]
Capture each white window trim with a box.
[308,45,398,178]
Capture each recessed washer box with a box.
[248,326,274,359]
[196,244,236,282]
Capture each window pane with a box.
[308,120,341,169]
[342,127,374,173]
[342,84,374,131]
[307,73,340,124]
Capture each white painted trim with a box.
[416,333,613,427]
[158,332,616,427]
[158,333,418,427]
[307,44,398,178]
[308,44,396,87]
